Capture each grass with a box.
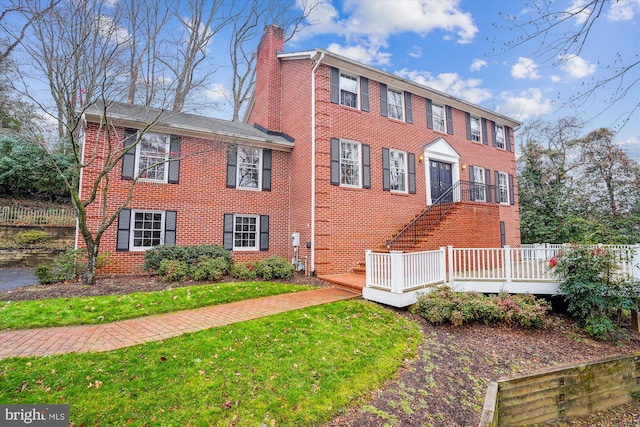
[0,282,314,330]
[0,300,421,426]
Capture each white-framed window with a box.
[339,72,359,108]
[473,166,485,202]
[387,88,404,121]
[130,210,164,251]
[237,146,262,190]
[495,124,505,149]
[135,132,170,182]
[470,115,482,143]
[340,139,361,187]
[498,172,509,204]
[233,214,259,251]
[433,103,446,133]
[389,149,407,192]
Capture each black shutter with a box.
[362,144,371,189]
[426,98,433,129]
[116,209,131,251]
[500,221,506,247]
[260,215,269,251]
[380,83,388,117]
[168,135,181,184]
[446,105,454,135]
[494,171,500,203]
[404,92,413,123]
[223,214,234,250]
[492,122,497,147]
[226,146,237,188]
[165,210,177,246]
[485,169,492,203]
[121,128,137,180]
[382,148,390,191]
[408,153,416,194]
[509,174,515,205]
[330,138,340,186]
[505,127,512,152]
[262,149,272,191]
[361,77,369,112]
[465,113,472,140]
[469,166,475,201]
[330,67,339,104]
[482,118,488,145]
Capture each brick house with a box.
[78,25,521,278]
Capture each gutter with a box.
[310,50,324,276]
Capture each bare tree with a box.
[493,0,639,125]
[0,0,59,63]
[226,0,317,121]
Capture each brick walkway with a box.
[0,288,357,359]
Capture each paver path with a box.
[0,287,356,359]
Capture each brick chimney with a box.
[251,25,284,132]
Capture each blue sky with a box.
[217,0,640,158]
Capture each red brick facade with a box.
[79,25,521,277]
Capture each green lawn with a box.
[0,282,314,330]
[0,300,421,426]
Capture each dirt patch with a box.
[2,275,639,425]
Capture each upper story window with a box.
[339,72,359,108]
[470,116,482,143]
[136,132,170,182]
[495,124,505,149]
[389,149,407,192]
[340,140,361,187]
[498,172,509,204]
[387,88,404,121]
[432,103,446,133]
[237,146,262,190]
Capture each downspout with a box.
[310,51,324,276]
[74,114,86,251]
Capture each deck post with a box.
[632,245,640,281]
[365,250,372,288]
[504,245,512,283]
[439,247,447,283]
[389,251,404,294]
[447,246,454,284]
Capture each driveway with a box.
[0,267,38,292]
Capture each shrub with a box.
[191,256,229,282]
[553,246,640,340]
[230,262,258,280]
[410,287,549,328]
[255,256,294,280]
[144,244,232,272]
[158,259,189,282]
[34,249,110,285]
[35,263,55,284]
[13,229,48,245]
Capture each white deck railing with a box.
[366,245,640,293]
[365,248,446,293]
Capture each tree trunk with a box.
[83,243,98,286]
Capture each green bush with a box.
[190,256,229,282]
[158,259,189,282]
[13,229,48,245]
[230,262,258,280]
[410,287,549,328]
[35,263,55,284]
[34,249,110,285]
[144,244,232,272]
[553,246,640,340]
[255,256,295,280]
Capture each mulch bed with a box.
[2,274,640,426]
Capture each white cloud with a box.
[568,0,592,25]
[618,136,640,160]
[395,69,492,104]
[550,75,561,83]
[408,45,422,59]
[95,15,130,44]
[559,54,596,79]
[608,0,640,21]
[204,83,229,102]
[497,88,553,120]
[469,59,487,72]
[327,42,392,66]
[511,57,541,80]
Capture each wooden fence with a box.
[0,206,77,227]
